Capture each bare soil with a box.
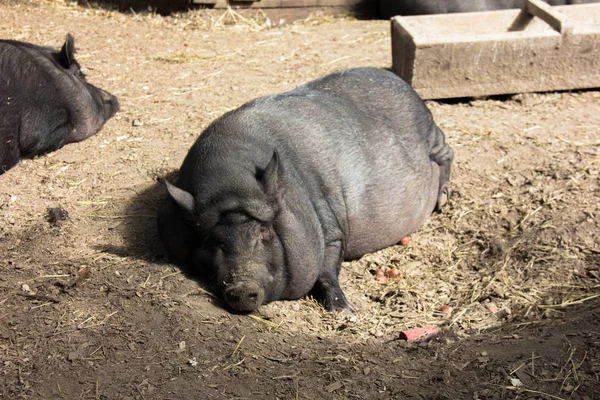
[1,1,599,399]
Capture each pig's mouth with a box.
[223,281,265,313]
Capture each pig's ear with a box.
[166,180,195,214]
[260,151,285,204]
[57,33,76,68]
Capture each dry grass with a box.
[292,11,357,26]
[210,7,271,31]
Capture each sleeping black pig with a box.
[0,34,119,174]
[158,67,453,313]
[378,0,600,19]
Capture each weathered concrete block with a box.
[391,2,600,99]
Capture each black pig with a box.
[0,34,119,174]
[158,67,453,313]
[379,0,600,18]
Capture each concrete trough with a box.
[391,0,600,99]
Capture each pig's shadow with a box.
[98,170,217,294]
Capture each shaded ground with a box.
[1,1,599,398]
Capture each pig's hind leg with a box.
[429,126,454,212]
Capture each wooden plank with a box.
[526,0,572,34]
[391,4,600,99]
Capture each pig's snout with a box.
[99,90,120,119]
[224,281,265,313]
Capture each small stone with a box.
[21,284,33,294]
[486,303,498,313]
[510,378,523,387]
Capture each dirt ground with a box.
[1,1,599,399]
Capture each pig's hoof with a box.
[435,185,451,212]
[324,295,355,313]
[337,306,356,315]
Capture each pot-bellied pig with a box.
[379,0,600,18]
[0,34,119,174]
[158,67,453,313]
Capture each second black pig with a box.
[378,0,600,19]
[0,34,119,174]
[158,67,453,313]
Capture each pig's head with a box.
[166,152,288,313]
[52,34,120,143]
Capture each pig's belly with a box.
[343,162,440,260]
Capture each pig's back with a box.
[268,68,441,257]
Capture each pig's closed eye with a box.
[219,211,250,225]
[259,226,273,242]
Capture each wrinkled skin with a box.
[0,34,119,174]
[158,67,453,313]
[379,0,600,18]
